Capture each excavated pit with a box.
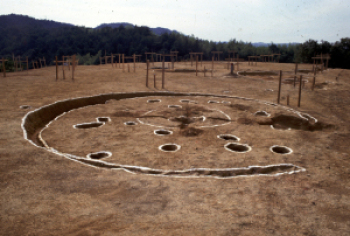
[168,105,182,109]
[74,122,104,129]
[87,151,112,159]
[154,129,173,136]
[239,71,278,76]
[217,134,240,141]
[270,145,293,154]
[258,115,335,132]
[124,121,137,126]
[97,117,110,123]
[22,91,308,178]
[208,100,220,104]
[159,144,181,152]
[147,99,161,103]
[225,143,251,153]
[254,111,270,117]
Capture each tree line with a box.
[0,17,349,69]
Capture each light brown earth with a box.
[1,61,350,235]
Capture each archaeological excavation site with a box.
[2,54,350,235]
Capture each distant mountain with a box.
[95,22,179,35]
[0,14,73,29]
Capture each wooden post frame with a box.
[277,70,282,104]
[146,60,149,87]
[162,55,165,89]
[298,75,302,107]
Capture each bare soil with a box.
[1,61,350,235]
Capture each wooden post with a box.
[294,63,298,88]
[298,75,302,107]
[55,56,58,81]
[111,54,114,67]
[146,60,149,87]
[191,54,193,67]
[72,54,76,81]
[154,71,156,88]
[287,95,290,106]
[122,54,125,71]
[196,55,198,76]
[230,63,234,74]
[62,56,66,80]
[2,58,6,77]
[204,66,206,77]
[277,70,282,104]
[162,55,165,89]
[312,67,316,91]
[43,57,46,67]
[211,56,214,77]
[201,54,203,67]
[118,54,121,68]
[133,54,136,72]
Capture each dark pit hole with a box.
[271,146,292,154]
[124,121,137,126]
[74,122,104,129]
[147,99,161,103]
[254,111,269,117]
[208,100,219,103]
[225,143,251,153]
[97,117,110,122]
[20,105,31,109]
[218,134,239,141]
[159,144,180,152]
[180,99,190,103]
[154,129,172,135]
[87,151,111,159]
[168,105,182,109]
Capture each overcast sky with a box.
[1,0,349,43]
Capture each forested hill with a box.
[0,14,349,69]
[95,23,178,35]
[0,14,74,29]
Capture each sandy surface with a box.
[1,61,350,235]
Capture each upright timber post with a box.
[119,54,121,68]
[162,55,165,89]
[294,63,298,88]
[298,75,302,107]
[196,55,198,76]
[55,56,58,81]
[133,54,136,72]
[277,70,282,104]
[122,54,125,72]
[146,60,149,87]
[62,56,66,80]
[211,56,214,77]
[111,53,114,68]
[237,55,239,71]
[312,67,316,91]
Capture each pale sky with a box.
[1,0,349,43]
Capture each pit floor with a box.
[1,61,350,235]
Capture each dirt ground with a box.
[1,60,350,235]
